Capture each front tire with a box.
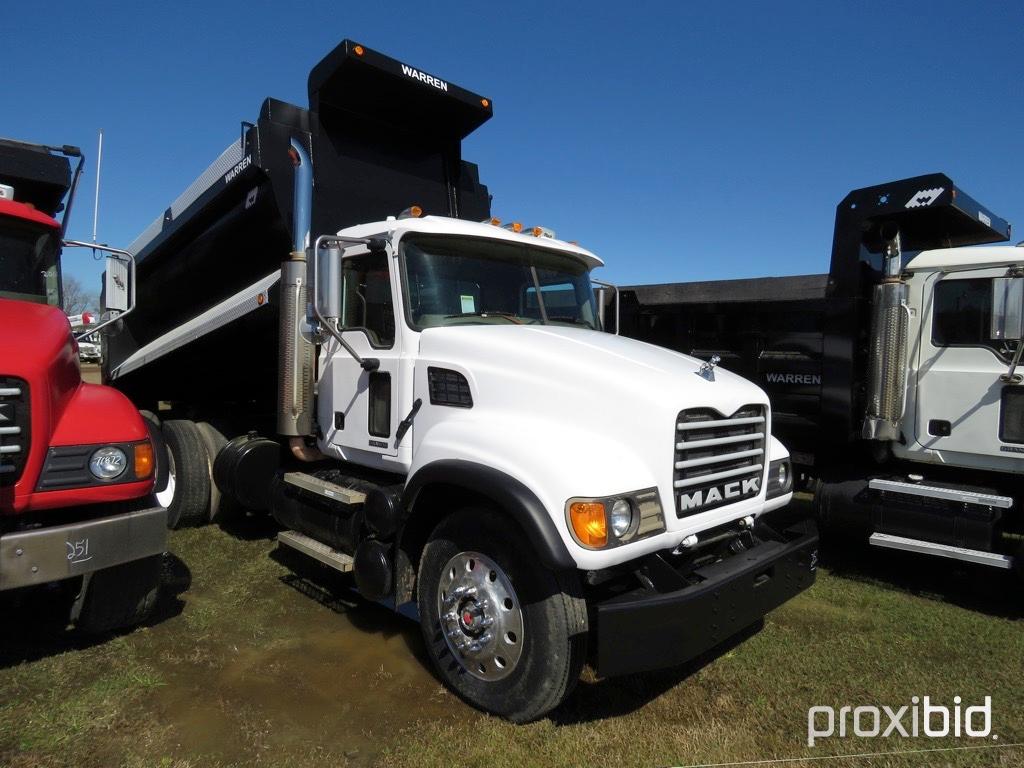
[77,555,162,634]
[416,508,587,722]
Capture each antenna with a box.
[92,129,103,247]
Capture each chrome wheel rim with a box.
[437,550,524,681]
[155,447,176,508]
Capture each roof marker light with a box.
[503,221,523,233]
[399,205,423,219]
[481,98,490,108]
[353,45,365,56]
[529,226,556,239]
[481,217,501,226]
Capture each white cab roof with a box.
[338,215,604,269]
[906,245,1023,272]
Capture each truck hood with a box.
[0,299,150,514]
[417,324,768,419]
[0,299,73,377]
[410,324,778,570]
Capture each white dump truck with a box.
[616,175,1024,576]
[101,39,817,721]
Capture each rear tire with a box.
[195,421,231,523]
[416,508,587,722]
[160,419,211,528]
[77,555,162,634]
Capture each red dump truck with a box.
[0,137,167,633]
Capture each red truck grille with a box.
[0,376,29,486]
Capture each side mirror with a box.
[315,244,343,324]
[103,254,131,313]
[991,276,1024,341]
[61,240,136,341]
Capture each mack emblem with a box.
[696,354,721,382]
[679,477,760,510]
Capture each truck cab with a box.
[0,139,167,634]
[899,246,1024,474]
[318,214,799,568]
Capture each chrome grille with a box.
[674,405,766,517]
[0,376,29,486]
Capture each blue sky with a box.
[4,1,1022,294]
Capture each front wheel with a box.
[77,555,162,634]
[416,508,587,723]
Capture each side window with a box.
[932,277,1005,359]
[341,252,395,347]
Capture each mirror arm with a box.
[1001,341,1024,384]
[310,234,388,372]
[592,278,620,335]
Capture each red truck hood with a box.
[0,298,150,513]
[0,299,78,385]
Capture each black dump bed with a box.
[619,274,829,464]
[618,174,1011,465]
[0,138,71,217]
[105,40,493,414]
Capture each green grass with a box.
[1,512,1021,768]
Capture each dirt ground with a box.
[79,363,102,385]
[1,502,1022,768]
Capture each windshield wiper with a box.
[445,311,524,324]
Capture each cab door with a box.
[318,248,407,465]
[913,268,1012,463]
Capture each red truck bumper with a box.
[0,506,167,591]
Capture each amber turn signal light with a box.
[569,501,607,548]
[134,441,154,480]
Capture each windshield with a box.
[401,235,598,330]
[0,217,61,305]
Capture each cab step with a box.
[869,532,1014,570]
[277,529,354,572]
[283,471,367,506]
[868,478,1013,509]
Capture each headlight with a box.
[766,458,793,499]
[609,499,634,538]
[566,488,663,549]
[89,446,128,480]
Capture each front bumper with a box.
[593,522,818,677]
[0,506,167,591]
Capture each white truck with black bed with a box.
[615,176,1024,577]
[101,40,817,721]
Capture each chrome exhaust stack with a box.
[277,138,316,441]
[862,224,909,441]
